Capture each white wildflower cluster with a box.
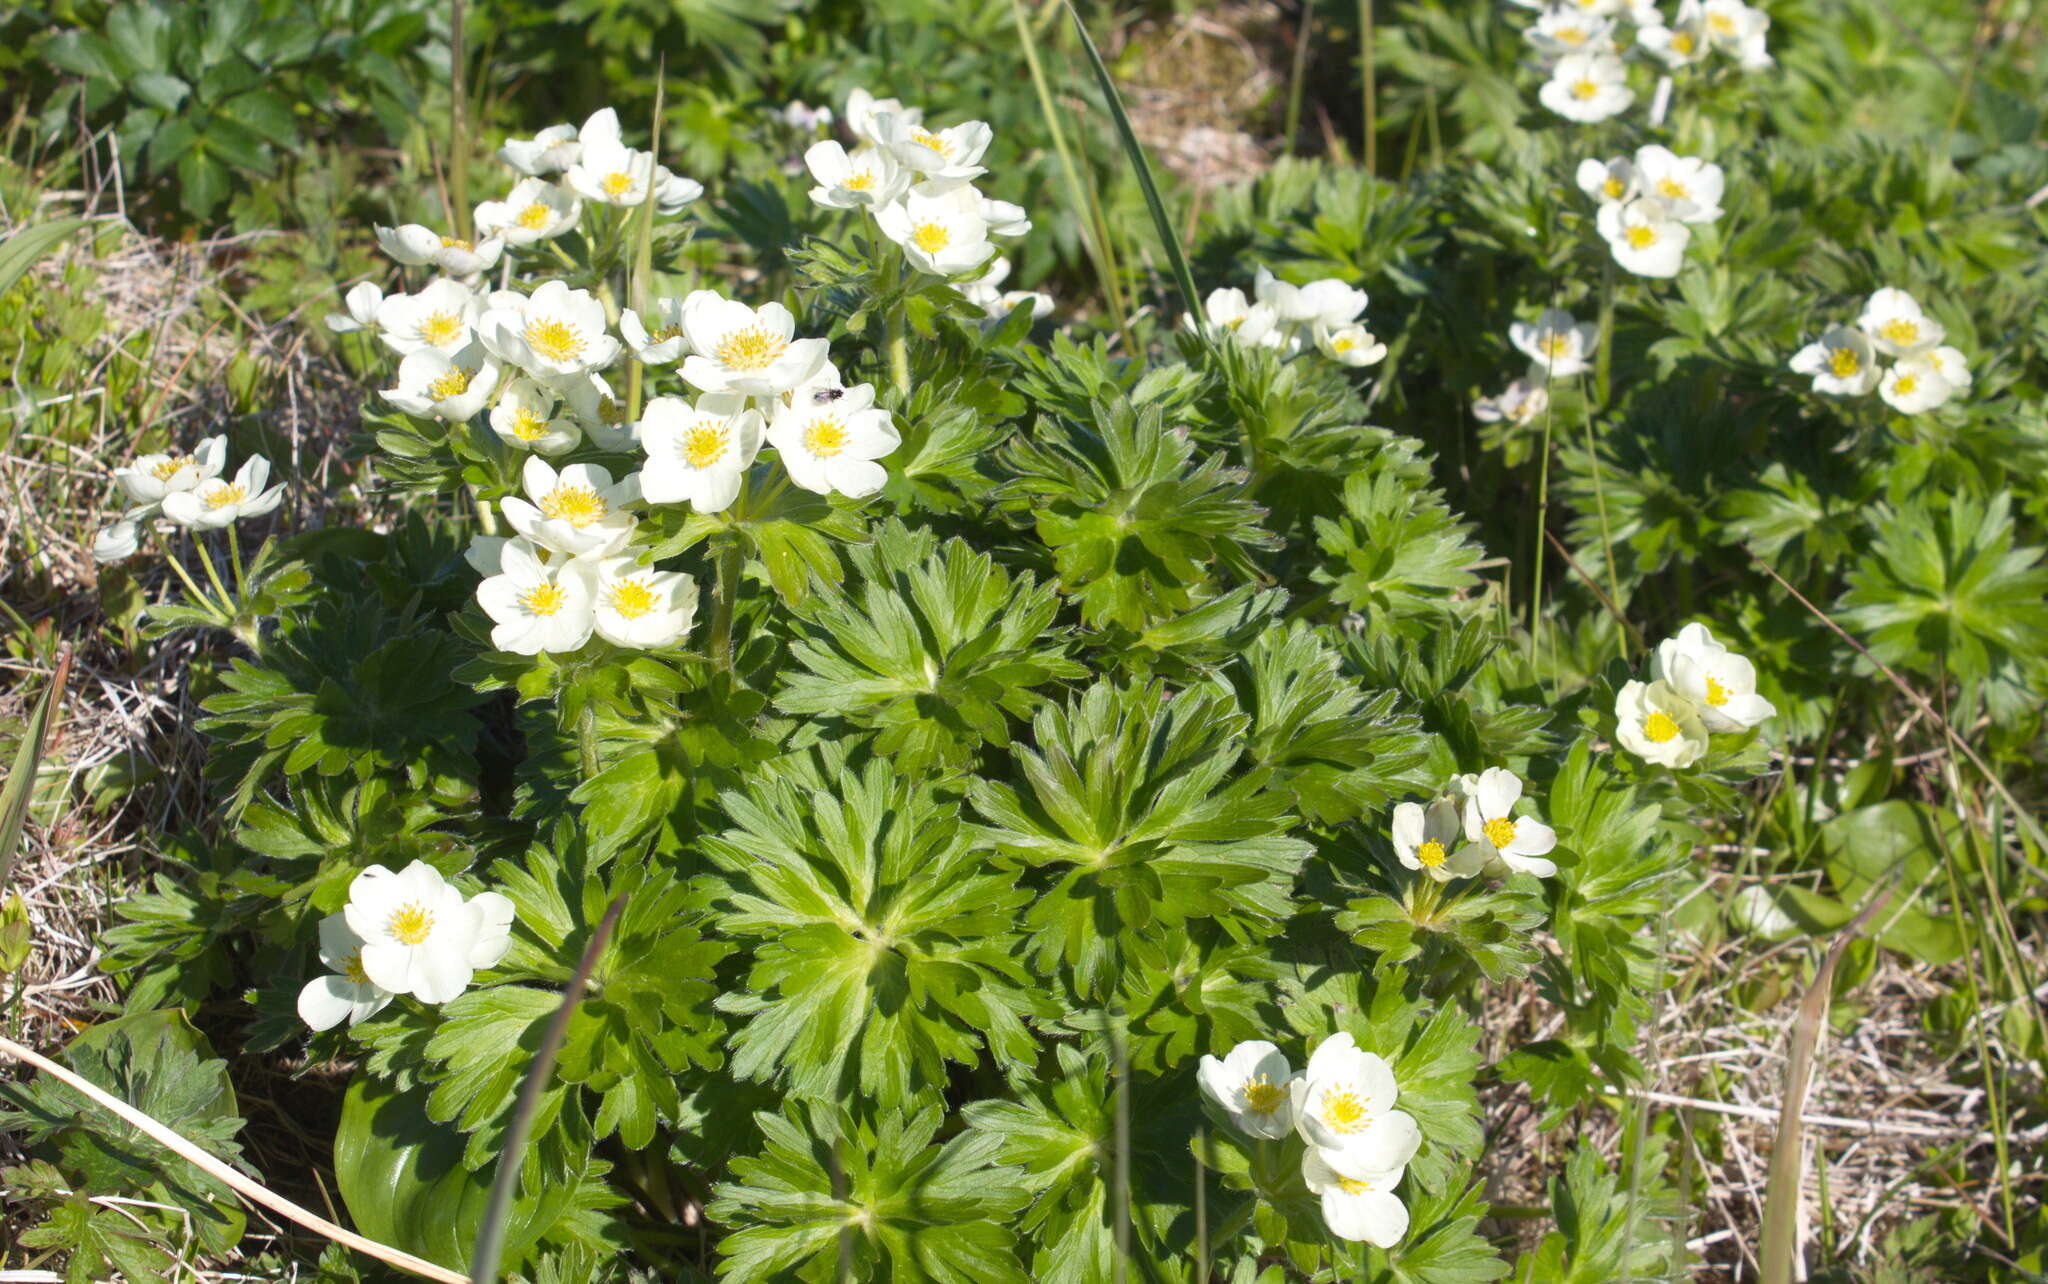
[1191,267,1387,368]
[1199,1034,1421,1246]
[1471,306,1594,427]
[298,861,515,1029]
[1394,766,1561,881]
[91,434,286,563]
[1614,622,1775,768]
[1518,0,1770,125]
[1789,287,1971,414]
[326,105,914,657]
[1577,144,1724,278]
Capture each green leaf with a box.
[174,148,229,219]
[217,89,298,148]
[0,219,90,307]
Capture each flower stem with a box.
[162,546,227,621]
[576,699,600,779]
[195,533,236,613]
[708,538,744,677]
[227,523,247,596]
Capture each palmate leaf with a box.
[702,758,1047,1102]
[1513,1133,1681,1284]
[1311,469,1486,634]
[996,396,1277,631]
[709,1102,1033,1284]
[968,680,1312,1001]
[774,521,1085,773]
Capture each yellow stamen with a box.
[1879,318,1920,347]
[713,325,788,372]
[387,902,434,945]
[1657,177,1690,200]
[1319,1089,1369,1134]
[150,456,190,481]
[1893,373,1919,396]
[521,583,567,617]
[1417,840,1447,868]
[1829,347,1861,378]
[427,366,472,401]
[204,484,247,510]
[1708,12,1736,34]
[1540,334,1574,358]
[844,169,876,191]
[597,395,628,426]
[1705,675,1729,706]
[512,407,550,442]
[1240,1075,1288,1115]
[1602,176,1625,199]
[607,578,657,620]
[1558,26,1586,44]
[911,221,952,254]
[418,311,465,348]
[1333,336,1355,352]
[1337,1175,1376,1195]
[803,417,848,459]
[440,236,473,251]
[911,128,952,156]
[539,485,606,526]
[602,171,635,198]
[516,203,552,230]
[343,950,371,984]
[1670,30,1696,54]
[1644,711,1680,743]
[681,424,729,469]
[1626,225,1658,249]
[1483,816,1518,849]
[1571,79,1600,101]
[525,318,586,363]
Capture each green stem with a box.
[227,523,247,597]
[709,538,744,676]
[885,298,911,399]
[576,698,600,779]
[162,546,229,620]
[449,0,471,241]
[1358,0,1377,175]
[194,533,235,613]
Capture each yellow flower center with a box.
[1670,30,1696,54]
[1626,225,1658,249]
[1417,839,1447,868]
[1657,177,1690,200]
[911,221,952,254]
[440,236,473,251]
[1540,333,1574,358]
[525,318,587,363]
[1240,1075,1288,1115]
[602,171,635,197]
[516,203,552,230]
[427,366,472,401]
[1893,373,1919,396]
[1333,336,1355,352]
[150,456,190,481]
[844,169,876,191]
[803,417,848,459]
[1880,318,1919,347]
[1602,177,1625,199]
[1558,25,1586,44]
[1829,346,1861,377]
[648,324,686,343]
[418,311,465,347]
[1644,711,1680,743]
[1319,1089,1369,1134]
[1708,11,1736,34]
[1705,675,1730,706]
[521,583,567,617]
[1337,1175,1376,1196]
[343,950,371,984]
[539,484,606,526]
[911,128,952,156]
[681,423,729,469]
[204,483,248,510]
[607,578,657,619]
[1572,79,1600,101]
[1483,816,1518,849]
[512,407,550,441]
[713,325,788,372]
[387,902,434,945]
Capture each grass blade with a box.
[0,648,70,894]
[0,219,89,302]
[1758,886,1891,1284]
[626,55,667,421]
[469,893,628,1284]
[1063,3,1204,329]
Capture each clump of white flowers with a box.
[1471,308,1591,426]
[1613,622,1776,768]
[1199,1033,1422,1247]
[298,861,516,1030]
[90,434,287,564]
[1186,266,1387,368]
[1576,143,1724,279]
[1789,287,1970,415]
[1521,1,1770,126]
[1392,766,1561,881]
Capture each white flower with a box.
[1196,1040,1299,1140]
[1926,345,1972,394]
[115,435,226,505]
[591,556,698,649]
[1597,197,1691,277]
[1615,679,1709,768]
[161,456,284,529]
[1789,325,1880,396]
[558,369,639,450]
[1651,622,1776,732]
[1458,766,1559,878]
[767,381,898,498]
[381,344,501,422]
[1526,11,1615,59]
[1631,145,1724,223]
[489,377,582,455]
[1192,287,1286,348]
[1392,798,1485,881]
[678,292,829,397]
[1473,379,1550,425]
[324,281,384,333]
[803,141,909,210]
[845,88,920,147]
[876,187,996,276]
[1509,309,1598,377]
[1703,0,1771,67]
[341,861,508,1004]
[1879,355,1956,414]
[1555,0,1626,13]
[501,458,638,558]
[480,281,621,378]
[1539,52,1635,122]
[654,169,703,215]
[1576,155,1639,205]
[1636,8,1711,67]
[781,100,833,130]
[474,178,581,245]
[374,278,485,356]
[374,224,505,276]
[562,108,649,205]
[1302,1149,1410,1248]
[1857,288,1944,357]
[638,393,762,512]
[297,914,396,1031]
[500,122,579,176]
[980,196,1031,239]
[880,114,992,183]
[1316,324,1388,367]
[476,536,599,655]
[1289,1033,1423,1173]
[1252,267,1368,331]
[91,516,143,563]
[621,297,691,365]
